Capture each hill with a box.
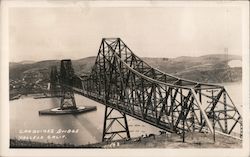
[9,54,242,83]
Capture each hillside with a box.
[9,54,242,83]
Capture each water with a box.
[228,60,242,68]
[222,82,242,114]
[10,82,242,145]
[10,94,160,145]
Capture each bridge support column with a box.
[223,91,228,133]
[59,59,77,110]
[102,106,130,142]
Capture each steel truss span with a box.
[67,38,242,141]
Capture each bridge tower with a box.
[59,59,77,110]
[97,39,131,142]
[39,59,97,115]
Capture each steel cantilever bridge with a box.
[51,38,242,142]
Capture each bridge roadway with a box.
[72,86,241,140]
[72,87,176,133]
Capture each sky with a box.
[9,6,242,62]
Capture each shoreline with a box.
[10,132,242,149]
[9,81,242,101]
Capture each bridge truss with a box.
[63,38,242,142]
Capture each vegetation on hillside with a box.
[9,54,242,84]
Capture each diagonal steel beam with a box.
[191,88,214,134]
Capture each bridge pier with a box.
[39,60,97,115]
[102,106,130,142]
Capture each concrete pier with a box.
[39,106,97,115]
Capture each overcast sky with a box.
[9,6,242,62]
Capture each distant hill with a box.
[9,54,242,83]
[142,54,242,83]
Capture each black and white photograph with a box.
[0,0,249,157]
